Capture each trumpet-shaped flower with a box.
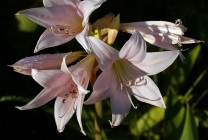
[9,52,83,75]
[18,0,106,52]
[120,20,202,52]
[84,31,180,127]
[15,53,96,135]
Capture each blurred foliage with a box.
[0,0,208,140]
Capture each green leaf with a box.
[183,44,201,78]
[130,97,167,136]
[181,103,198,140]
[164,87,186,140]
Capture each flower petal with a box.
[87,36,119,71]
[34,29,74,52]
[75,25,91,53]
[180,35,203,44]
[119,30,146,63]
[43,0,80,7]
[43,0,68,7]
[55,82,86,134]
[19,5,79,28]
[135,50,179,75]
[10,53,67,75]
[68,55,95,89]
[32,69,71,88]
[55,94,76,132]
[131,76,166,108]
[84,69,114,104]
[75,94,86,135]
[79,0,106,26]
[16,83,70,110]
[120,20,186,35]
[142,33,180,49]
[109,88,131,127]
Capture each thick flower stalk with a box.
[15,53,96,135]
[84,30,180,127]
[17,0,106,52]
[120,19,202,52]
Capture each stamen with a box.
[135,78,147,86]
[180,48,189,52]
[49,25,77,36]
[120,83,123,90]
[124,86,137,109]
[126,80,132,86]
[62,99,66,103]
[65,94,69,97]
[175,19,182,25]
[108,120,114,128]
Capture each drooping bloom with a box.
[84,30,180,127]
[15,52,96,134]
[120,20,202,52]
[18,0,106,52]
[9,52,83,75]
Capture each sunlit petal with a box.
[131,76,166,108]
[120,31,146,62]
[135,50,180,75]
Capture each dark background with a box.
[0,0,208,139]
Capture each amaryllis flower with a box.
[84,31,180,127]
[18,0,106,52]
[15,53,95,135]
[120,19,202,53]
[9,52,82,75]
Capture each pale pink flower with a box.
[18,0,106,52]
[9,52,82,75]
[120,19,202,52]
[84,31,180,127]
[15,53,96,135]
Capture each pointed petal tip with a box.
[80,129,86,136]
[15,106,25,110]
[108,120,119,128]
[57,127,64,133]
[7,64,15,68]
[34,48,39,53]
[15,12,20,15]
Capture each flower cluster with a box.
[10,0,202,135]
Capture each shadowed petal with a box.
[34,29,74,52]
[119,31,146,62]
[142,33,180,49]
[110,88,131,127]
[84,69,115,104]
[135,50,180,75]
[131,76,166,108]
[87,36,118,71]
[121,21,186,35]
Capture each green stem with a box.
[94,101,103,140]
